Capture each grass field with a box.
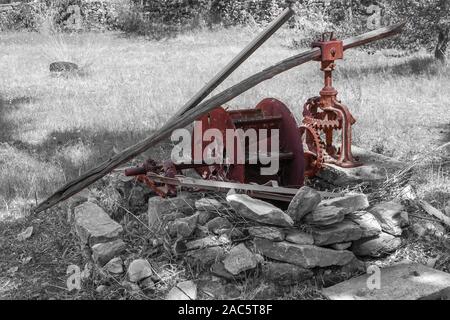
[0,27,449,300]
[0,27,449,218]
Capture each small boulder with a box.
[210,262,245,281]
[166,281,197,300]
[286,186,321,222]
[223,243,259,275]
[185,246,225,270]
[148,195,195,228]
[285,230,314,245]
[312,220,363,246]
[49,61,78,73]
[103,257,124,274]
[195,198,224,211]
[218,228,245,240]
[321,193,369,214]
[227,194,293,227]
[127,259,153,283]
[322,262,450,300]
[173,213,199,238]
[185,235,230,251]
[205,217,232,234]
[254,238,355,268]
[91,239,126,266]
[304,205,346,226]
[197,210,218,225]
[248,226,285,241]
[351,232,402,257]
[347,211,382,238]
[17,226,33,241]
[74,202,123,246]
[128,185,151,207]
[262,262,313,286]
[369,201,409,236]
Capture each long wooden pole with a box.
[173,7,294,118]
[34,22,405,213]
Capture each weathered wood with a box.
[417,200,450,228]
[174,7,294,118]
[342,22,406,50]
[34,22,405,213]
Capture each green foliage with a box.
[0,2,43,31]
[385,0,449,55]
[0,0,448,58]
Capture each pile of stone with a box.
[69,193,157,296]
[69,183,411,298]
[145,186,410,294]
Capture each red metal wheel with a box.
[254,98,305,187]
[192,107,245,183]
[299,124,323,178]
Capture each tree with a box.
[386,0,450,61]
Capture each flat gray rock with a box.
[320,193,369,214]
[223,243,259,275]
[195,198,224,211]
[148,195,196,228]
[347,211,382,238]
[166,281,197,300]
[227,194,293,227]
[248,226,285,241]
[91,239,126,266]
[312,220,362,246]
[173,213,199,238]
[285,230,314,245]
[304,205,346,226]
[322,262,450,300]
[103,257,124,274]
[369,201,409,236]
[351,232,402,257]
[185,235,230,251]
[286,186,321,222]
[205,217,232,234]
[127,259,153,283]
[317,146,405,187]
[185,246,225,270]
[74,202,123,246]
[254,238,355,268]
[262,262,313,286]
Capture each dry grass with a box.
[1,27,449,214]
[0,27,449,300]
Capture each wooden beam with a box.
[34,22,405,213]
[173,7,294,118]
[417,200,450,228]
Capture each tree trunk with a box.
[435,26,449,62]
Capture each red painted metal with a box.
[192,107,245,183]
[255,98,305,187]
[300,32,362,169]
[126,32,365,195]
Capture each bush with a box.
[0,2,43,31]
[0,0,122,32]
